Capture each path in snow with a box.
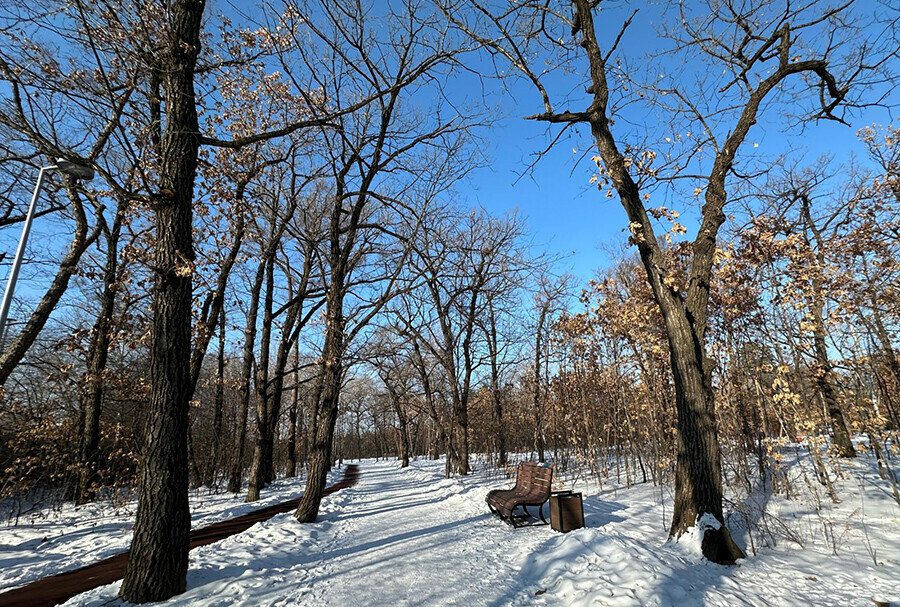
[254,460,551,606]
[51,455,900,606]
[67,459,554,606]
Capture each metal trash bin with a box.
[549,490,584,532]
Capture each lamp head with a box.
[55,158,95,181]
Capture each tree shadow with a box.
[484,494,629,607]
[581,496,628,528]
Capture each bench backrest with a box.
[514,462,553,498]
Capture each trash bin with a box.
[549,490,584,533]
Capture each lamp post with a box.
[0,158,95,345]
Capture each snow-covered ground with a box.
[1,454,898,606]
[0,468,340,592]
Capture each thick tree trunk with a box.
[246,428,275,501]
[630,222,745,565]
[120,1,205,602]
[452,403,471,475]
[664,309,724,529]
[563,0,744,564]
[295,172,347,516]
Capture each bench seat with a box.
[486,461,553,526]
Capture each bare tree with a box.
[396,208,525,474]
[443,0,895,562]
[531,273,572,464]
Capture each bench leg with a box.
[538,502,548,525]
[509,509,523,528]
[488,501,551,527]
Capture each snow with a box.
[0,469,340,592]
[1,454,899,606]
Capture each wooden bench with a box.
[486,461,553,527]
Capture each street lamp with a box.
[0,158,95,345]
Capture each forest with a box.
[0,0,898,605]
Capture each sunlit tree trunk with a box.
[120,1,204,601]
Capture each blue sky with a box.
[464,117,626,280]
[465,108,890,286]
[3,0,897,306]
[446,2,897,286]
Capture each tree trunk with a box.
[533,305,547,463]
[390,389,411,468]
[800,196,855,457]
[248,252,304,499]
[119,1,204,601]
[487,301,506,467]
[227,256,266,494]
[247,255,276,502]
[286,342,299,478]
[562,0,744,564]
[294,284,343,523]
[206,308,226,487]
[811,324,855,456]
[75,206,121,504]
[452,402,471,474]
[860,257,900,429]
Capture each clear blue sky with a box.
[465,109,889,286]
[3,0,896,300]
[449,2,897,286]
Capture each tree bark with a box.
[568,0,744,564]
[226,251,269,494]
[486,301,506,467]
[799,196,855,457]
[294,281,344,523]
[286,341,299,478]
[247,241,309,499]
[76,204,122,504]
[246,255,276,502]
[120,0,205,601]
[387,384,411,467]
